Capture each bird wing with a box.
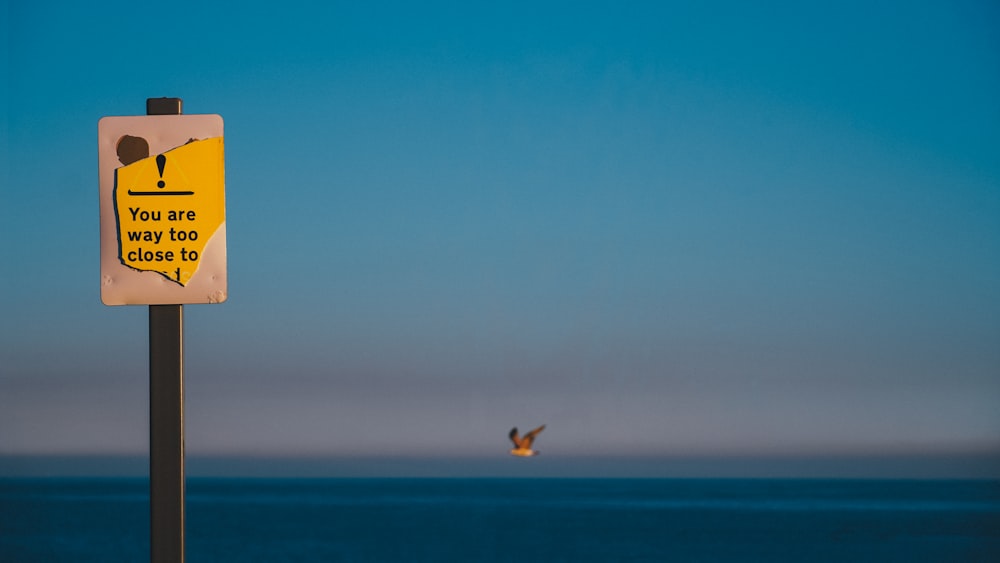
[521,425,546,448]
[509,427,522,448]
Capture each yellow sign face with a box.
[114,138,225,286]
[99,114,227,305]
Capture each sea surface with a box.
[1,478,998,562]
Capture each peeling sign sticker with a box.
[114,138,224,286]
[99,114,227,305]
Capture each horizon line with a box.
[2,452,998,480]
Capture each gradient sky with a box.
[2,1,999,474]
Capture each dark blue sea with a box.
[2,478,998,562]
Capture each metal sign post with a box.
[147,96,185,563]
[149,303,184,563]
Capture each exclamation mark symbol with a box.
[156,154,166,188]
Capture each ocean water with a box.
[1,478,998,562]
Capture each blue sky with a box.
[2,1,999,475]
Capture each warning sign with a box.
[115,138,224,285]
[99,114,227,305]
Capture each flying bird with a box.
[509,425,546,457]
